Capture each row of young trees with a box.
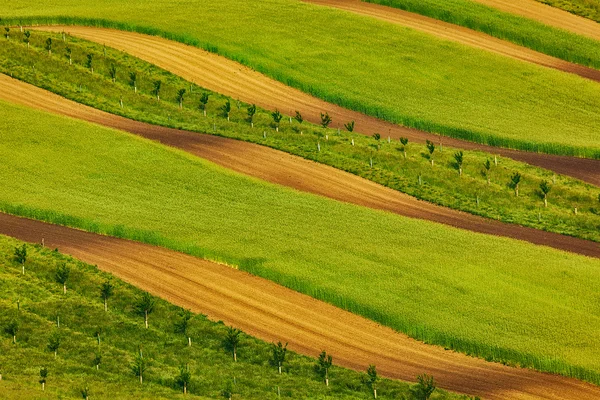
[5,244,440,398]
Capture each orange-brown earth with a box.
[2,212,600,400]
[302,0,600,83]
[1,73,598,259]
[29,26,600,187]
[473,0,600,41]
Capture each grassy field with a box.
[364,0,600,62]
[2,31,600,243]
[1,99,600,385]
[0,236,461,400]
[536,0,600,22]
[1,1,600,157]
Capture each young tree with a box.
[222,100,232,121]
[81,386,90,400]
[222,380,234,400]
[5,319,18,344]
[45,38,52,56]
[540,180,551,207]
[129,71,137,93]
[65,47,72,65]
[426,140,435,166]
[39,367,48,391]
[100,280,114,312]
[344,120,355,132]
[372,133,381,142]
[135,292,156,329]
[199,92,210,116]
[315,350,333,386]
[94,329,101,345]
[4,27,9,39]
[224,327,241,362]
[177,364,192,395]
[413,374,436,400]
[176,88,186,109]
[510,172,522,197]
[152,80,162,101]
[14,244,26,275]
[364,365,379,398]
[320,112,332,128]
[56,263,70,294]
[47,332,61,358]
[454,151,464,176]
[483,159,492,185]
[93,352,102,370]
[131,353,146,384]
[271,109,282,132]
[108,64,117,83]
[23,30,31,49]
[247,104,256,127]
[399,137,409,159]
[175,308,193,346]
[294,110,303,124]
[271,341,288,374]
[86,54,94,73]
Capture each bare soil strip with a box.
[303,0,600,82]
[29,26,600,187]
[473,0,600,41]
[1,74,599,259]
[2,212,599,400]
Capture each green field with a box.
[2,1,600,157]
[364,0,600,65]
[1,236,460,400]
[2,31,599,243]
[536,0,600,22]
[1,99,600,385]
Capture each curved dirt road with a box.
[31,26,600,187]
[302,0,600,83]
[2,213,599,400]
[473,0,600,41]
[2,74,599,259]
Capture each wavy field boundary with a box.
[2,213,600,400]
[0,2,599,157]
[22,26,600,183]
[1,74,599,259]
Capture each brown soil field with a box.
[2,212,600,400]
[473,0,600,41]
[303,0,600,82]
[28,26,600,188]
[1,74,598,259]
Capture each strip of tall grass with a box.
[1,0,600,157]
[1,97,600,385]
[363,0,600,67]
[1,32,599,243]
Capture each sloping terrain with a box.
[474,0,600,40]
[1,74,598,258]
[303,0,600,82]
[27,27,600,186]
[2,213,600,400]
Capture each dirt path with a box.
[303,0,600,82]
[1,212,599,400]
[29,26,600,187]
[473,0,600,41]
[1,74,599,259]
